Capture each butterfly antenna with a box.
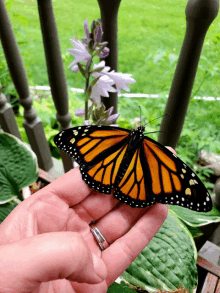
[143,114,171,127]
[139,106,142,126]
[144,130,168,135]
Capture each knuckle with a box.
[120,240,136,263]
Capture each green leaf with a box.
[0,201,18,224]
[169,205,220,227]
[90,75,101,87]
[90,66,105,74]
[0,72,9,79]
[17,41,28,46]
[0,133,38,204]
[12,12,28,25]
[77,62,86,78]
[93,46,105,57]
[107,281,136,293]
[120,211,198,293]
[184,225,204,238]
[85,85,92,101]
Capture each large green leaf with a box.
[118,210,197,293]
[0,201,18,223]
[0,133,38,203]
[107,281,136,293]
[169,205,220,227]
[184,225,203,238]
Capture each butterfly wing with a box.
[142,137,212,211]
[114,145,157,208]
[114,135,212,211]
[54,125,130,194]
[55,126,212,212]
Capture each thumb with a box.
[0,232,107,292]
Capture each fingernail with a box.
[92,253,107,280]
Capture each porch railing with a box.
[0,0,219,193]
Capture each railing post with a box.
[37,0,73,173]
[97,0,122,114]
[0,92,21,139]
[158,0,219,148]
[0,0,53,171]
[213,180,220,209]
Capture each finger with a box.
[89,203,152,247]
[40,167,119,213]
[37,166,119,222]
[41,167,92,206]
[103,203,168,286]
[166,146,177,155]
[73,190,119,223]
[73,146,177,223]
[0,232,107,292]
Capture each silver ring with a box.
[90,226,108,251]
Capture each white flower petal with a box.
[102,66,111,73]
[93,60,105,70]
[90,75,117,102]
[67,39,91,66]
[75,108,85,117]
[83,120,91,126]
[90,87,101,103]
[92,72,102,78]
[104,71,136,92]
[106,113,120,123]
[71,65,79,73]
[91,61,135,94]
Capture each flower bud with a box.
[95,26,103,43]
[83,120,91,125]
[106,106,114,116]
[83,18,90,42]
[71,65,79,73]
[106,113,120,123]
[75,108,85,117]
[99,47,110,58]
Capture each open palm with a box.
[0,164,169,293]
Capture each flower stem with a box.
[85,100,88,120]
[84,77,90,120]
[84,58,93,120]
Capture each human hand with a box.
[0,148,174,292]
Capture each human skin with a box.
[0,147,175,293]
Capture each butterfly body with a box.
[54,125,212,212]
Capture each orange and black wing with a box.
[54,125,130,194]
[114,145,157,208]
[114,135,212,212]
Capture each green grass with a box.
[2,0,220,97]
[2,0,220,163]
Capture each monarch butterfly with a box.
[54,125,212,212]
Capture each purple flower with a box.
[95,26,103,43]
[70,65,79,73]
[105,113,120,123]
[67,39,91,66]
[99,47,110,58]
[83,18,91,42]
[90,61,136,101]
[75,108,85,117]
[83,120,91,125]
[90,75,117,103]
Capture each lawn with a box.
[2,0,220,164]
[3,0,220,97]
